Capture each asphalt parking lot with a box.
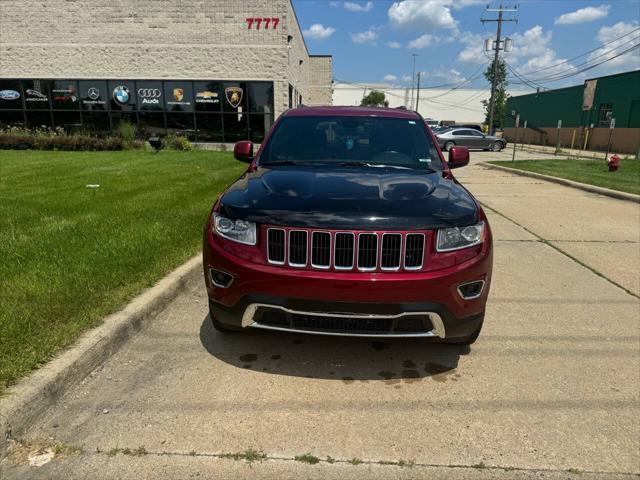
[3,152,639,479]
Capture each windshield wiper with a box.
[259,160,302,166]
[336,161,435,172]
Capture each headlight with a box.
[212,213,257,245]
[436,222,484,252]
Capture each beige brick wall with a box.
[308,56,333,105]
[0,0,332,118]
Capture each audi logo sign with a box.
[138,88,161,105]
[137,88,162,98]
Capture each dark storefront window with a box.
[138,111,166,136]
[167,112,195,134]
[222,113,248,142]
[53,111,81,131]
[83,112,111,133]
[195,114,223,142]
[1,79,274,142]
[26,111,52,129]
[0,110,25,128]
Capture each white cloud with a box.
[587,21,640,70]
[456,31,486,64]
[402,75,412,82]
[407,34,436,49]
[344,1,373,12]
[511,26,553,59]
[383,74,398,81]
[388,1,457,30]
[387,41,402,48]
[302,24,336,40]
[555,4,610,25]
[350,29,379,44]
[421,68,467,84]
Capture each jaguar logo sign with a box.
[225,87,243,108]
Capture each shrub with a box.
[165,133,193,151]
[0,131,125,151]
[116,121,137,147]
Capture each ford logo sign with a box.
[0,90,21,101]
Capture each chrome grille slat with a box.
[266,228,425,272]
[334,232,355,270]
[404,233,425,270]
[311,231,331,268]
[288,230,308,267]
[381,233,402,270]
[357,233,378,271]
[267,228,285,265]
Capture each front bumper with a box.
[203,227,492,339]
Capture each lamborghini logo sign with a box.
[225,87,243,108]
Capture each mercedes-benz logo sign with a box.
[88,87,100,100]
[137,88,161,98]
[113,86,130,105]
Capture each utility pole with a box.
[410,53,417,110]
[482,4,517,134]
[415,71,421,113]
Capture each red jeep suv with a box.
[203,106,492,345]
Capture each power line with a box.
[512,27,640,77]
[508,42,640,86]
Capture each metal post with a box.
[555,119,562,155]
[521,120,526,151]
[410,53,417,110]
[415,72,421,113]
[512,113,519,161]
[604,118,615,161]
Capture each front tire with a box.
[490,141,503,152]
[444,141,455,152]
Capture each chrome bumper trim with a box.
[240,302,446,338]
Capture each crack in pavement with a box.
[480,202,640,299]
[11,446,640,478]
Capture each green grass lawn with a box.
[489,159,640,195]
[0,150,245,391]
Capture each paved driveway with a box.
[3,161,639,480]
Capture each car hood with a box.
[218,166,478,230]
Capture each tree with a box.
[481,58,508,132]
[360,90,389,108]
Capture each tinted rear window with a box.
[260,115,443,170]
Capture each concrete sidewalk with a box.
[2,163,639,479]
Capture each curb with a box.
[0,255,202,457]
[480,162,640,203]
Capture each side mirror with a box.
[233,141,254,163]
[448,146,470,169]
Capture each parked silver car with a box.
[435,128,506,152]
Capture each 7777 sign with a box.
[246,17,280,29]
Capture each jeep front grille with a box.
[265,227,426,272]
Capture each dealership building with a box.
[0,0,332,143]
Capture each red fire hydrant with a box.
[607,154,620,172]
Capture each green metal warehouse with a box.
[504,70,640,153]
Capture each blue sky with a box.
[293,0,640,92]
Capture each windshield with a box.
[260,115,443,170]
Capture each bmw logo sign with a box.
[113,85,130,105]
